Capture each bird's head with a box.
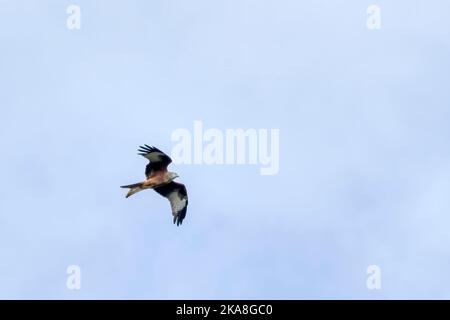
[168,172,179,181]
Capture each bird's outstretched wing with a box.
[154,182,188,226]
[138,145,172,178]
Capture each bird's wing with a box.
[154,182,188,226]
[137,145,172,178]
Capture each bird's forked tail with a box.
[120,182,144,198]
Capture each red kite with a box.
[121,145,188,226]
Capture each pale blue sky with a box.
[1,0,450,299]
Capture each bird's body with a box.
[121,145,188,226]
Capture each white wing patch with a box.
[167,191,187,215]
[144,152,165,163]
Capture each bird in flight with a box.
[121,145,188,226]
